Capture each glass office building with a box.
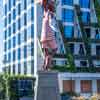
[3,0,34,75]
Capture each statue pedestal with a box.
[34,71,61,100]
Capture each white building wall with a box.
[56,0,62,20]
[92,80,97,93]
[91,44,96,55]
[75,79,81,93]
[74,0,79,5]
[58,75,63,93]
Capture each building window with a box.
[64,26,74,38]
[96,46,100,56]
[69,43,74,54]
[13,50,16,61]
[4,42,7,52]
[13,9,16,20]
[85,28,90,38]
[4,17,7,27]
[79,44,84,55]
[8,13,11,24]
[19,80,33,96]
[82,12,90,23]
[24,0,27,9]
[80,0,90,8]
[24,46,27,58]
[13,36,16,47]
[8,39,11,49]
[4,30,7,40]
[18,48,21,60]
[18,19,21,30]
[4,54,7,63]
[24,29,27,41]
[8,52,11,62]
[13,64,16,75]
[31,42,34,56]
[62,9,74,22]
[8,0,11,11]
[18,3,21,15]
[4,4,7,15]
[13,22,16,33]
[63,80,75,92]
[62,0,73,6]
[80,60,87,67]
[52,60,56,65]
[81,80,92,93]
[24,13,27,25]
[31,7,34,21]
[60,44,64,54]
[97,80,100,93]
[13,0,16,6]
[18,33,21,45]
[24,62,27,75]
[18,63,21,74]
[95,29,100,39]
[8,26,11,37]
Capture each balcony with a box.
[51,65,100,73]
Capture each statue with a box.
[36,0,58,70]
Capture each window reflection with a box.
[64,26,74,38]
[62,0,73,6]
[62,9,74,22]
[80,0,90,8]
[82,12,90,23]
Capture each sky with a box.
[0,0,3,72]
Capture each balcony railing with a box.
[74,4,94,67]
[57,20,76,71]
[51,65,100,73]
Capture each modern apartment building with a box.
[36,0,100,98]
[3,0,34,75]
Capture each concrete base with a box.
[34,71,61,100]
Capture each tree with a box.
[0,74,6,100]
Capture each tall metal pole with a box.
[34,2,38,100]
[34,1,38,77]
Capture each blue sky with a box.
[0,0,3,72]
